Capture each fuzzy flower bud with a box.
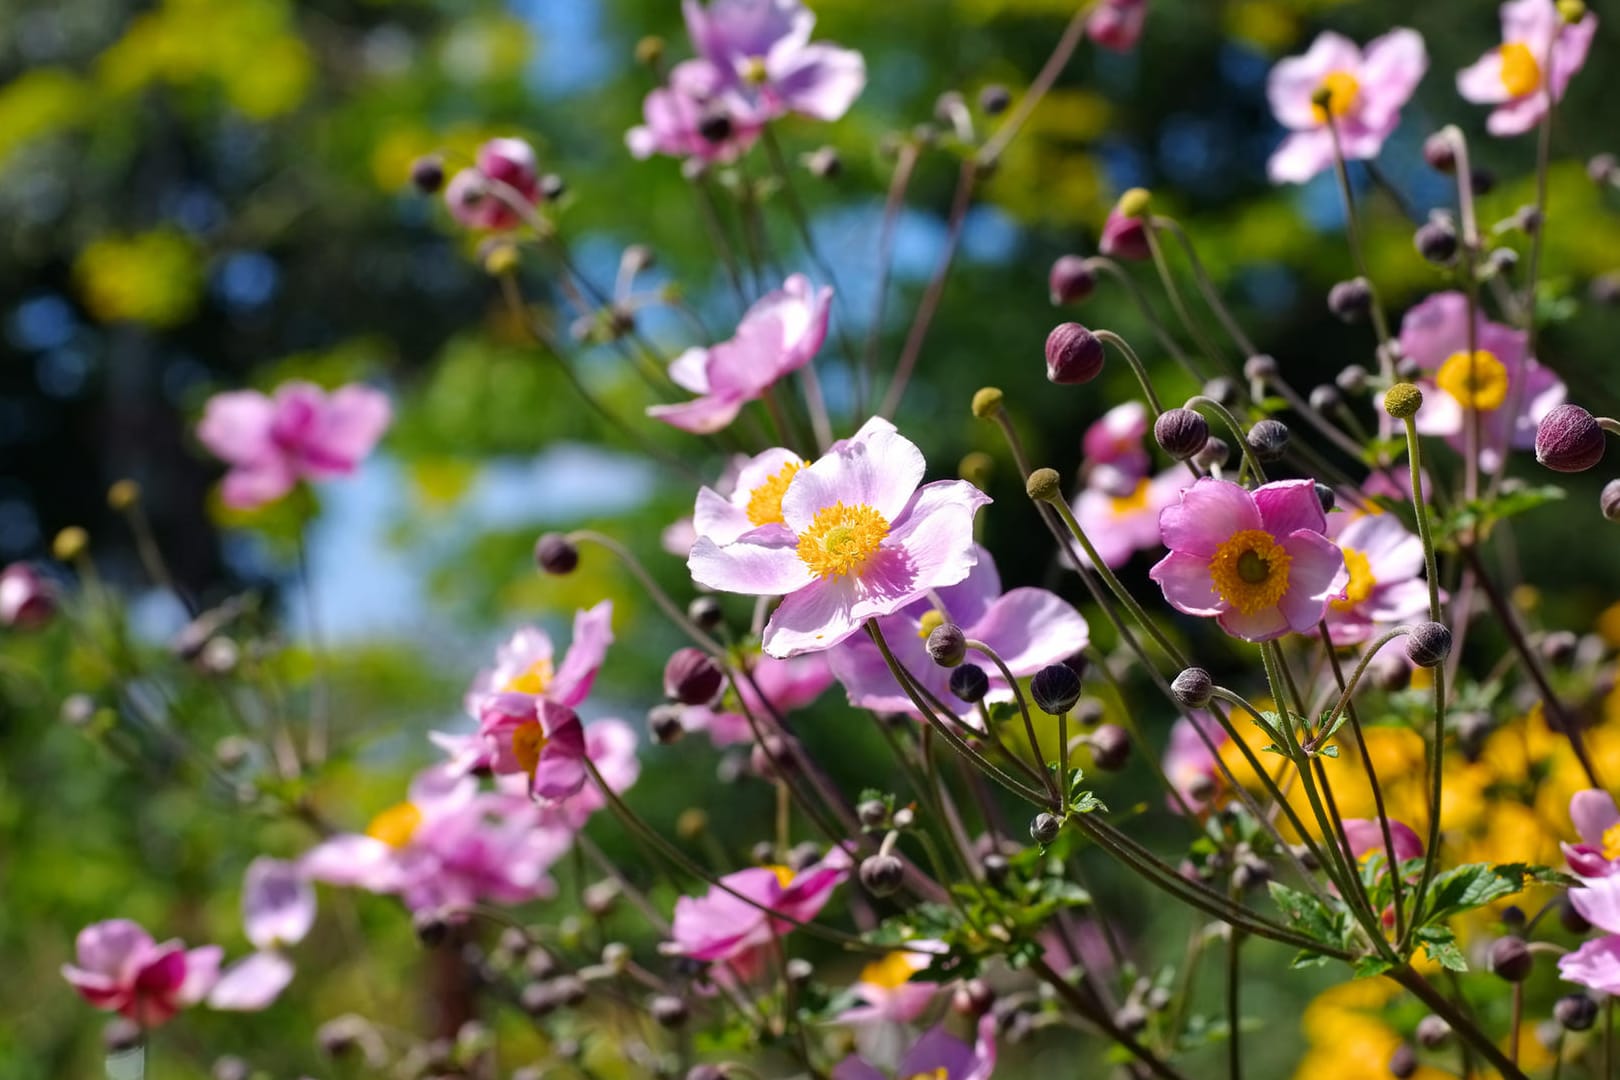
[1555,993,1598,1031]
[1030,663,1082,715]
[1243,354,1278,381]
[1193,436,1230,470]
[1314,482,1335,513]
[0,564,55,629]
[1488,936,1532,982]
[1171,667,1213,708]
[1383,383,1424,420]
[664,648,724,706]
[1045,322,1106,385]
[1328,278,1373,322]
[52,526,88,562]
[1029,813,1061,845]
[859,854,905,897]
[1415,220,1458,264]
[1026,467,1063,503]
[1388,1044,1418,1079]
[1308,384,1341,413]
[648,704,686,745]
[949,663,990,703]
[971,387,1004,419]
[1415,1015,1450,1048]
[534,533,579,574]
[410,154,445,194]
[1336,365,1369,395]
[1422,132,1457,173]
[1154,408,1209,460]
[107,479,141,511]
[1535,403,1606,473]
[1405,622,1452,668]
[926,621,967,667]
[1246,419,1290,462]
[1089,723,1130,771]
[1116,188,1151,219]
[978,84,1011,114]
[1048,255,1096,305]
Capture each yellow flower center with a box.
[861,950,922,990]
[512,720,549,777]
[767,864,795,888]
[365,801,422,848]
[1208,529,1293,615]
[742,56,768,84]
[905,1071,948,1080]
[797,502,890,578]
[1603,823,1620,861]
[917,609,946,641]
[1436,350,1510,412]
[745,460,805,527]
[1311,71,1360,123]
[503,658,554,696]
[1499,41,1541,97]
[1109,478,1153,517]
[1330,547,1376,612]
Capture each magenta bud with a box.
[1098,207,1150,261]
[1535,403,1606,473]
[0,563,55,629]
[663,647,724,706]
[1048,255,1096,305]
[1045,322,1105,385]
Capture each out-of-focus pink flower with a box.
[834,944,945,1030]
[532,718,641,832]
[1073,468,1189,569]
[1087,0,1147,52]
[242,857,315,951]
[463,601,615,718]
[1082,402,1151,476]
[444,138,541,230]
[1098,205,1150,261]
[650,276,831,434]
[1265,29,1427,183]
[669,849,850,963]
[831,1013,997,1080]
[683,0,866,123]
[1320,512,1431,645]
[1343,817,1425,866]
[62,920,220,1026]
[1164,711,1227,814]
[0,563,54,628]
[690,418,990,657]
[1458,0,1597,136]
[476,694,588,800]
[628,59,763,163]
[196,381,391,510]
[1397,291,1565,469]
[827,547,1087,719]
[1563,789,1620,879]
[692,446,808,544]
[1149,478,1348,642]
[1560,874,1620,993]
[682,652,833,746]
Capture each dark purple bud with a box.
[859,853,905,896]
[1415,1014,1450,1048]
[1030,663,1082,715]
[1405,622,1452,668]
[414,909,451,947]
[1171,667,1213,708]
[1246,418,1290,462]
[1328,278,1373,322]
[1193,436,1230,470]
[953,978,995,1015]
[1048,255,1096,305]
[1155,408,1209,459]
[785,957,814,986]
[950,663,990,703]
[648,703,686,745]
[1560,893,1593,934]
[1470,167,1496,196]
[535,533,579,575]
[1604,479,1620,522]
[1488,937,1533,982]
[687,595,724,631]
[1045,322,1106,385]
[857,799,888,828]
[1203,376,1241,407]
[1090,723,1131,771]
[1388,1043,1418,1078]
[0,563,55,629]
[1336,365,1368,395]
[1029,812,1061,845]
[540,173,567,202]
[1588,153,1618,185]
[978,84,1012,114]
[1243,354,1278,381]
[410,154,445,194]
[805,146,842,179]
[1541,630,1578,665]
[664,647,725,706]
[1422,132,1456,173]
[697,109,733,143]
[1591,272,1620,306]
[1415,220,1458,264]
[1556,993,1598,1031]
[926,621,967,667]
[650,994,689,1028]
[1309,384,1341,412]
[1535,403,1606,472]
[1314,482,1335,513]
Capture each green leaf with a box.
[1414,925,1468,972]
[1353,956,1395,979]
[1423,863,1554,924]
[1268,881,1347,945]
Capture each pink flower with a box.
[533,718,641,832]
[476,694,589,800]
[1562,789,1620,879]
[683,0,866,123]
[628,59,763,163]
[1397,291,1565,469]
[1320,511,1431,645]
[669,850,850,963]
[444,138,541,230]
[1458,0,1597,137]
[649,276,832,434]
[1149,478,1348,642]
[0,563,54,628]
[1082,402,1151,476]
[62,920,221,1027]
[196,381,391,510]
[1087,0,1147,52]
[834,943,945,1030]
[463,601,615,717]
[1265,29,1427,183]
[242,857,315,951]
[1072,467,1189,569]
[832,1014,997,1080]
[1560,874,1620,994]
[826,547,1088,719]
[1164,711,1227,814]
[693,446,810,545]
[682,652,833,746]
[690,418,990,657]
[1343,817,1425,865]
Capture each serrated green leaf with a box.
[1414,925,1468,972]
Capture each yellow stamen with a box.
[365,802,422,848]
[1208,529,1293,615]
[1499,41,1541,98]
[512,720,549,777]
[1435,350,1510,412]
[745,460,805,527]
[917,609,946,641]
[1311,71,1360,123]
[767,864,795,888]
[1330,547,1376,612]
[797,502,890,578]
[904,1071,948,1080]
[742,56,768,84]
[504,658,554,696]
[1603,823,1620,861]
[861,951,922,990]
[1109,478,1153,517]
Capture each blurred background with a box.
[4,0,1620,1075]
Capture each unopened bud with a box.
[978,84,1012,114]
[971,387,1004,419]
[1193,436,1230,470]
[1116,187,1151,219]
[1154,408,1209,460]
[648,703,686,745]
[1388,1043,1417,1078]
[1336,365,1368,395]
[785,957,814,986]
[664,647,724,706]
[1030,663,1082,715]
[954,978,994,1015]
[1314,482,1336,513]
[1171,667,1213,708]
[1089,723,1130,771]
[1045,322,1106,385]
[1556,992,1598,1031]
[1025,467,1063,503]
[1243,354,1278,381]
[858,799,888,828]
[950,663,990,703]
[1604,479,1620,522]
[1488,936,1533,982]
[1328,278,1373,322]
[1308,384,1341,413]
[1589,153,1619,185]
[1535,403,1606,473]
[926,622,967,667]
[1246,419,1290,462]
[1405,622,1452,668]
[1203,376,1241,408]
[1415,1014,1451,1048]
[414,909,450,947]
[52,526,88,562]
[1415,220,1458,264]
[410,154,445,194]
[687,595,724,631]
[1049,255,1095,305]
[107,479,141,511]
[859,853,905,896]
[535,533,579,574]
[1422,132,1457,173]
[1030,812,1061,845]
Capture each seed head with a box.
[1383,383,1424,420]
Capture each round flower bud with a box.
[859,853,905,896]
[410,154,445,194]
[926,622,967,667]
[1559,893,1592,934]
[1171,667,1213,708]
[978,84,1012,114]
[1113,1002,1149,1034]
[648,703,686,745]
[540,173,567,202]
[1029,812,1061,845]
[535,533,579,574]
[1308,384,1342,413]
[1045,322,1106,385]
[107,479,141,511]
[892,806,916,829]
[649,994,689,1028]
[1535,403,1606,473]
[687,595,724,631]
[982,852,1010,886]
[950,663,990,703]
[805,146,842,179]
[1048,255,1096,305]
[954,978,995,1016]
[1591,272,1620,306]
[414,909,450,947]
[1025,467,1063,503]
[1203,376,1241,408]
[1589,153,1618,185]
[1488,937,1533,982]
[1415,220,1458,264]
[104,1018,143,1054]
[1117,187,1152,219]
[1555,992,1598,1031]
[970,387,1004,419]
[1388,1044,1418,1079]
[212,1056,250,1080]
[1154,408,1210,460]
[1,563,55,629]
[959,450,994,490]
[1603,479,1620,522]
[1243,354,1278,381]
[1246,419,1290,462]
[1423,132,1457,173]
[1328,278,1373,323]
[1558,0,1586,23]
[1405,622,1452,668]
[1415,1014,1450,1048]
[1470,167,1497,196]
[1488,247,1519,275]
[1314,483,1336,513]
[1090,723,1131,771]
[858,799,888,828]
[750,734,797,780]
[634,35,665,66]
[785,957,814,986]
[52,526,88,562]
[1516,205,1542,236]
[1336,364,1369,395]
[697,108,733,144]
[1501,904,1527,930]
[1541,630,1578,665]
[664,648,724,706]
[1193,436,1230,471]
[1383,383,1424,420]
[1030,663,1082,715]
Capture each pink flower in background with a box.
[1320,512,1431,645]
[0,563,54,628]
[444,138,541,230]
[692,446,808,545]
[827,548,1088,719]
[669,849,850,963]
[196,381,391,510]
[1149,478,1348,642]
[690,418,990,657]
[1082,402,1151,476]
[62,920,220,1026]
[628,60,762,162]
[832,1014,998,1080]
[242,857,315,950]
[683,0,866,123]
[650,276,832,434]
[1343,818,1425,865]
[464,601,615,717]
[1397,291,1565,468]
[1458,0,1597,136]
[1563,789,1620,879]
[834,944,945,1031]
[476,694,588,800]
[1163,711,1227,814]
[1072,468,1189,568]
[1559,874,1620,993]
[1087,0,1147,52]
[683,652,833,746]
[532,718,641,832]
[1265,29,1427,183]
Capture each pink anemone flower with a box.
[444,138,541,230]
[628,59,762,163]
[1087,0,1147,52]
[1265,29,1427,184]
[196,380,391,510]
[62,920,221,1027]
[689,418,990,657]
[826,546,1088,720]
[1164,711,1228,814]
[669,850,850,964]
[1082,401,1151,476]
[1343,817,1425,866]
[1073,467,1189,569]
[692,446,810,545]
[531,718,641,832]
[1458,0,1598,137]
[1149,478,1348,642]
[835,943,946,1031]
[1320,511,1431,645]
[1563,789,1620,879]
[242,857,315,951]
[682,652,833,747]
[0,562,54,628]
[682,0,866,123]
[1559,873,1620,994]
[475,695,589,801]
[463,601,615,718]
[1397,291,1565,469]
[649,275,832,435]
[832,1014,998,1080]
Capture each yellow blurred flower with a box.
[74,230,203,327]
[0,68,93,169]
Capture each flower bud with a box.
[1488,936,1533,982]
[107,479,141,511]
[1193,436,1230,470]
[410,154,445,194]
[1604,479,1620,522]
[697,108,734,143]
[1025,467,1063,503]
[1171,667,1213,708]
[1099,206,1149,261]
[1405,622,1452,668]
[859,853,905,896]
[1030,663,1082,715]
[982,853,1009,885]
[978,84,1011,114]
[1089,723,1131,771]
[1415,1014,1450,1048]
[1415,220,1458,264]
[1558,0,1586,23]
[414,909,451,947]
[785,957,814,986]
[1246,419,1290,462]
[1203,376,1241,408]
[971,387,1004,419]
[1541,630,1578,665]
[104,1017,143,1054]
[950,663,990,703]
[52,526,88,562]
[61,693,97,728]
[1314,482,1336,513]
[535,533,579,574]
[1555,992,1598,1031]
[1155,408,1209,460]
[648,703,686,745]
[750,734,797,780]
[1535,403,1606,472]
[1422,132,1456,173]
[1243,354,1278,381]
[664,647,724,706]
[1388,1044,1417,1078]
[1328,278,1373,322]
[1488,247,1519,275]
[1045,322,1106,385]
[926,622,967,667]
[635,34,664,66]
[858,799,888,828]
[1029,812,1061,845]
[1336,364,1368,395]
[1117,187,1151,219]
[0,564,55,629]
[892,806,916,829]
[687,595,724,631]
[650,994,689,1028]
[1470,167,1496,196]
[1589,153,1618,185]
[211,1056,250,1080]
[1308,384,1341,413]
[540,173,567,202]
[1383,383,1424,420]
[1113,1002,1149,1034]
[1559,893,1592,934]
[1048,255,1095,305]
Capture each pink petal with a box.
[647,391,750,434]
[968,588,1089,673]
[779,422,926,532]
[196,391,276,465]
[1159,478,1261,557]
[300,835,405,893]
[1457,49,1511,104]
[1148,551,1222,616]
[769,41,866,121]
[551,600,614,707]
[689,534,815,596]
[1277,530,1348,633]
[1570,875,1620,935]
[74,919,155,977]
[1267,31,1363,130]
[1254,479,1327,539]
[1487,94,1547,136]
[1215,604,1291,642]
[206,951,294,1011]
[763,576,861,657]
[178,945,223,1005]
[1571,790,1620,847]
[1559,935,1620,995]
[1355,28,1427,129]
[242,857,316,951]
[1268,130,1336,184]
[303,385,390,475]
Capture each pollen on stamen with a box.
[745,460,805,527]
[1207,529,1293,614]
[797,501,890,578]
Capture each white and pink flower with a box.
[1458,0,1598,136]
